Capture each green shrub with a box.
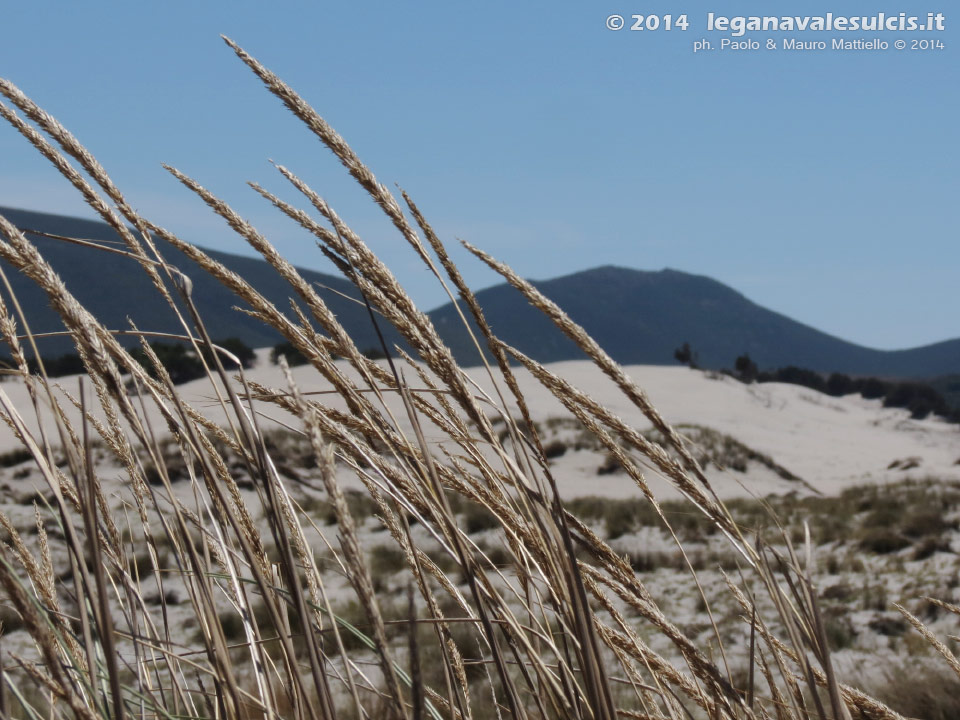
[769,366,827,393]
[821,583,853,601]
[217,611,246,642]
[565,496,613,522]
[31,352,86,377]
[868,615,908,637]
[313,489,379,526]
[484,544,512,568]
[912,536,952,560]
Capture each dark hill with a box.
[1,207,957,378]
[0,206,401,355]
[430,266,960,378]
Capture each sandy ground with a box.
[1,352,957,500]
[0,351,958,701]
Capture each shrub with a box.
[771,366,827,393]
[900,510,956,539]
[484,543,512,568]
[858,528,910,555]
[461,501,498,534]
[36,352,86,377]
[271,340,309,366]
[823,610,856,650]
[596,452,621,475]
[368,543,406,577]
[752,366,958,424]
[130,342,206,385]
[673,341,698,368]
[361,346,389,360]
[203,337,256,369]
[217,611,246,642]
[913,536,952,560]
[565,496,612,523]
[826,372,855,397]
[604,503,637,539]
[627,550,676,573]
[884,382,950,420]
[821,583,853,601]
[3,351,88,378]
[868,615,908,637]
[0,447,32,467]
[313,489,379,526]
[734,353,758,383]
[543,439,568,459]
[858,377,889,399]
[864,663,960,720]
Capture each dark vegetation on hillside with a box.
[0,338,394,386]
[1,337,256,386]
[721,350,960,423]
[930,374,960,415]
[667,343,958,423]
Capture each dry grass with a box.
[0,37,956,720]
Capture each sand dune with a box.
[1,352,957,499]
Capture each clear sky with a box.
[0,1,955,350]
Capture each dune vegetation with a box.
[0,38,958,720]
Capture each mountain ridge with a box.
[430,264,960,378]
[1,206,957,378]
[0,206,406,355]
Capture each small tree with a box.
[207,338,256,370]
[131,342,206,385]
[734,353,758,383]
[673,342,698,369]
[857,377,888,400]
[271,340,309,367]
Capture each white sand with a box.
[1,352,957,499]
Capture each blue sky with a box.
[0,2,955,350]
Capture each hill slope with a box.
[1,207,957,378]
[430,266,960,378]
[0,206,403,355]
